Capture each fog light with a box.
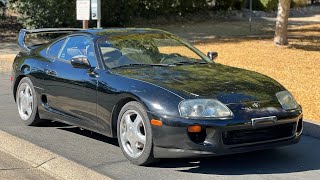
[188,125,206,144]
[188,125,202,133]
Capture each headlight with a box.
[276,91,299,110]
[179,99,233,118]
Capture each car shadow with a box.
[34,120,71,128]
[59,126,119,147]
[34,120,119,146]
[37,120,320,175]
[149,148,308,175]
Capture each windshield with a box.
[98,32,211,68]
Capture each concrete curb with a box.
[303,120,320,139]
[0,131,111,180]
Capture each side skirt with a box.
[37,103,113,138]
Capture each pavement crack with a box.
[34,157,57,168]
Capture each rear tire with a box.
[117,101,155,166]
[16,77,42,126]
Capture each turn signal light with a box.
[188,125,202,133]
[151,119,162,126]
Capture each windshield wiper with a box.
[171,61,208,66]
[111,63,170,69]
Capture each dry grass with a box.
[0,54,15,72]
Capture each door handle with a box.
[88,69,99,78]
[45,69,57,76]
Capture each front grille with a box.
[222,123,296,145]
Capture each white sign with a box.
[77,0,90,20]
[91,0,101,20]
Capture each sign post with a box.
[76,0,90,29]
[249,0,252,32]
[91,0,101,28]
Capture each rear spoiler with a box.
[18,28,82,51]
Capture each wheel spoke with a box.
[124,134,136,154]
[136,133,146,145]
[125,114,132,127]
[133,115,143,132]
[133,115,145,144]
[27,96,33,105]
[19,91,24,99]
[131,143,139,155]
[21,104,27,114]
[26,106,32,116]
[121,131,129,143]
[24,86,29,95]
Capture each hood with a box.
[112,63,285,104]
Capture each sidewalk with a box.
[0,130,110,180]
[0,149,58,180]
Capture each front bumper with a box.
[149,111,303,158]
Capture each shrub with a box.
[9,0,79,29]
[0,1,5,17]
[292,0,309,7]
[260,0,279,11]
[215,0,245,10]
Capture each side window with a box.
[47,39,65,58]
[59,36,97,67]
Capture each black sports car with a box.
[12,28,303,165]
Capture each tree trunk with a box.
[274,0,291,45]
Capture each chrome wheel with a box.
[17,83,33,120]
[120,110,146,158]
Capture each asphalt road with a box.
[1,73,320,180]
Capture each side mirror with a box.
[71,55,91,69]
[207,52,218,61]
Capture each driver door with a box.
[44,35,100,130]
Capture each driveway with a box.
[1,73,320,180]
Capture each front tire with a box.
[117,101,155,165]
[16,77,41,126]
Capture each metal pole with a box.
[98,0,101,28]
[97,19,101,28]
[83,20,89,29]
[249,0,252,32]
